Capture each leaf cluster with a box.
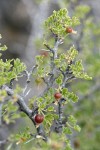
[45,8,80,38]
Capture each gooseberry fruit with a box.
[40,51,48,57]
[54,92,62,100]
[34,114,44,124]
[66,27,77,34]
[66,27,73,33]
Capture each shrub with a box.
[0,9,92,150]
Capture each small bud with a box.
[53,92,62,105]
[66,27,77,34]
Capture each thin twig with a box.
[40,39,62,97]
[53,38,62,59]
[23,65,37,97]
[62,76,75,88]
[55,98,66,133]
[44,43,54,53]
[9,78,15,89]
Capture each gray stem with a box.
[2,85,47,141]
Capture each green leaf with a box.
[71,60,92,80]
[56,75,63,85]
[44,8,80,38]
[63,127,72,134]
[47,106,54,112]
[13,58,26,76]
[0,45,7,51]
[65,140,73,150]
[74,125,81,132]
[62,88,68,96]
[68,92,79,103]
[0,90,7,102]
[68,115,77,125]
[43,113,54,133]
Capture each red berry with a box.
[34,114,44,124]
[66,27,73,33]
[40,51,48,57]
[54,92,62,100]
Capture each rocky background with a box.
[0,0,99,63]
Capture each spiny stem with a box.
[2,85,47,141]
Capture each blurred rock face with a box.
[0,1,31,148]
[0,0,100,61]
[0,0,31,32]
[87,0,100,21]
[0,0,31,60]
